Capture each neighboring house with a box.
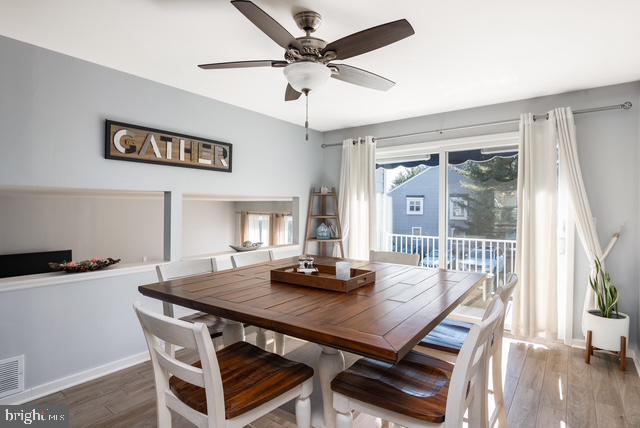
[386,167,469,237]
[382,166,514,273]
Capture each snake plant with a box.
[589,257,619,318]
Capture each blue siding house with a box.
[387,167,469,237]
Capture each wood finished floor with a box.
[27,336,639,428]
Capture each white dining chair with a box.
[134,302,313,428]
[269,246,303,260]
[158,258,217,282]
[156,259,227,354]
[369,250,420,266]
[417,274,518,427]
[230,251,285,355]
[332,297,504,428]
[230,250,272,268]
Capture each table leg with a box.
[317,346,345,428]
[274,332,285,355]
[223,321,245,346]
[256,328,267,350]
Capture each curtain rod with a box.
[321,101,633,148]
[237,211,292,215]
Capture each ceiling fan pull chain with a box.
[305,90,309,141]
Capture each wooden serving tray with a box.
[270,264,376,293]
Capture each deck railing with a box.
[387,233,517,288]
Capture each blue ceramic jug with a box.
[316,222,332,240]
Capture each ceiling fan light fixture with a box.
[283,61,330,93]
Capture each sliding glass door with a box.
[445,147,518,291]
[376,153,439,268]
[375,133,519,289]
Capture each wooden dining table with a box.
[138,256,486,428]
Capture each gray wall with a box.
[0,269,163,395]
[0,35,327,200]
[182,200,236,257]
[325,82,640,349]
[0,190,164,263]
[0,35,331,395]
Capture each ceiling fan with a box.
[198,0,415,138]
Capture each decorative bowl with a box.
[48,257,121,273]
[229,242,263,252]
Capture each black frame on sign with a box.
[104,119,233,173]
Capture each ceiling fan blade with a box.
[198,60,288,69]
[323,19,414,61]
[285,83,302,101]
[231,0,301,50]
[329,64,395,91]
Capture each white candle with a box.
[335,261,351,280]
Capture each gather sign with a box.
[104,120,232,172]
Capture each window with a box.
[247,214,270,246]
[284,215,294,245]
[411,226,422,236]
[245,213,294,247]
[449,196,468,220]
[406,196,424,215]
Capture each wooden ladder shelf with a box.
[304,187,345,257]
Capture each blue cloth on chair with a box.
[419,319,473,353]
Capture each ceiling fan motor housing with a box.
[294,11,322,33]
[287,36,328,62]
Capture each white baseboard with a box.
[569,338,586,349]
[0,351,150,405]
[1,334,263,405]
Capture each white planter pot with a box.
[583,310,629,352]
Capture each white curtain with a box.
[270,213,287,246]
[512,113,559,339]
[553,108,604,321]
[336,137,377,260]
[240,211,249,243]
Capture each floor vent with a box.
[0,355,24,399]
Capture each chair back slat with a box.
[156,350,205,388]
[231,250,272,268]
[136,306,199,350]
[156,258,216,282]
[446,297,504,426]
[369,250,420,266]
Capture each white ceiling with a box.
[1,0,639,131]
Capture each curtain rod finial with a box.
[622,101,632,110]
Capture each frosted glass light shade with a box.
[283,62,331,92]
